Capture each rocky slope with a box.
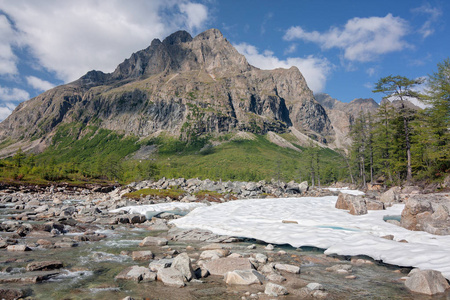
[315,93,379,150]
[0,29,334,156]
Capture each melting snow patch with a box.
[110,202,207,215]
[171,196,450,279]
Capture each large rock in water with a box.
[335,193,384,215]
[224,270,266,285]
[203,257,254,276]
[172,253,196,281]
[401,193,450,235]
[405,269,450,295]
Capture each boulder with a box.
[6,245,31,252]
[274,263,300,274]
[157,268,185,287]
[204,257,254,276]
[405,269,450,295]
[131,250,154,261]
[264,282,288,296]
[149,258,173,272]
[379,186,401,207]
[326,264,352,274]
[224,269,265,285]
[401,193,450,235]
[115,266,156,282]
[139,236,168,246]
[172,253,196,281]
[199,249,229,260]
[0,288,24,300]
[299,181,309,193]
[26,261,63,271]
[335,193,367,215]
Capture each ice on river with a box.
[110,202,207,215]
[170,195,450,280]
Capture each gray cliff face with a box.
[315,93,379,149]
[0,29,334,151]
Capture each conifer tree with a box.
[373,76,423,182]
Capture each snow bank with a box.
[171,196,450,279]
[110,202,207,215]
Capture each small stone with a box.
[139,236,168,246]
[274,263,300,274]
[265,244,274,251]
[131,250,154,261]
[26,261,63,271]
[306,282,324,291]
[264,282,288,296]
[247,244,256,249]
[6,245,31,252]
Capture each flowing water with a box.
[1,202,449,299]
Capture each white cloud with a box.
[284,14,410,62]
[411,4,442,38]
[235,43,331,92]
[0,86,29,102]
[178,2,208,32]
[26,76,55,91]
[0,102,16,121]
[366,67,376,77]
[284,44,297,55]
[0,0,210,82]
[0,14,18,75]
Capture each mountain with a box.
[0,28,334,157]
[315,93,379,150]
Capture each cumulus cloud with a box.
[178,2,208,32]
[26,76,55,91]
[0,86,29,102]
[0,14,18,76]
[284,44,297,55]
[411,4,442,38]
[0,0,209,82]
[0,102,16,121]
[284,14,410,62]
[235,43,331,92]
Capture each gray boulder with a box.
[115,266,156,282]
[139,236,168,246]
[264,282,288,296]
[401,193,450,235]
[172,253,196,281]
[224,269,265,285]
[405,269,450,295]
[157,268,185,287]
[204,257,254,276]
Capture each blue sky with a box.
[0,0,448,120]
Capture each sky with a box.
[0,0,448,121]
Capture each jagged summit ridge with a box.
[0,28,334,156]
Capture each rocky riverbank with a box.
[1,179,449,299]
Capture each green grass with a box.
[154,135,345,183]
[1,122,348,185]
[123,188,186,200]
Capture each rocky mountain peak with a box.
[0,28,336,157]
[162,30,193,45]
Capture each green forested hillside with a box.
[0,124,346,185]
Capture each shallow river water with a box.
[1,200,450,300]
